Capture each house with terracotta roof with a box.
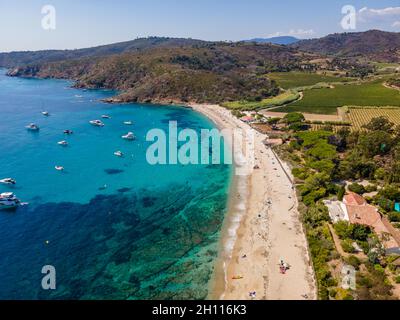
[344,193,399,249]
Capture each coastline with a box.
[190,103,317,300]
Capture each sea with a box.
[0,68,232,299]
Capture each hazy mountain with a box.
[246,36,300,45]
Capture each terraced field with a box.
[344,107,400,131]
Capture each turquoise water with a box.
[0,69,231,299]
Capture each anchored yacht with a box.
[89,120,105,127]
[0,178,16,185]
[122,132,135,140]
[0,192,20,210]
[26,123,40,131]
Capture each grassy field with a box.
[268,71,351,89]
[343,106,400,131]
[222,90,300,110]
[275,80,400,115]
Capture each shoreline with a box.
[190,103,317,300]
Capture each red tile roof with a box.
[344,192,366,206]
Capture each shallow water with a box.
[0,69,231,299]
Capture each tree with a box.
[358,131,393,157]
[283,112,305,124]
[348,183,366,195]
[362,116,394,133]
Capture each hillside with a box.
[292,30,400,62]
[7,42,303,104]
[0,37,207,67]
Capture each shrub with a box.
[388,211,400,222]
[341,239,355,253]
[348,183,366,195]
[345,255,361,270]
[337,186,346,201]
[395,276,400,284]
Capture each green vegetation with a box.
[221,90,299,111]
[275,115,400,300]
[268,71,350,89]
[275,80,400,115]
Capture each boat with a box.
[57,140,68,146]
[122,132,135,140]
[0,178,16,185]
[0,192,20,210]
[55,166,64,171]
[74,95,83,98]
[101,115,111,119]
[114,151,123,157]
[42,111,50,116]
[64,130,73,135]
[89,120,105,127]
[25,123,40,131]
[123,121,133,125]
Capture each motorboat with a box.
[64,130,73,135]
[89,120,105,127]
[114,151,123,157]
[101,115,111,119]
[122,132,135,140]
[55,166,65,171]
[0,192,20,210]
[42,111,50,116]
[57,140,68,146]
[123,121,133,125]
[0,178,16,185]
[25,123,40,131]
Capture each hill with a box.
[292,30,400,62]
[7,42,303,104]
[0,37,207,67]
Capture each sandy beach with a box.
[190,103,316,300]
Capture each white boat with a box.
[57,140,68,146]
[89,120,105,127]
[55,166,64,171]
[114,151,123,157]
[123,121,133,125]
[0,178,16,185]
[101,115,111,119]
[122,132,135,140]
[0,192,20,210]
[25,123,40,131]
[42,111,50,116]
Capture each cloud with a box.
[358,6,400,24]
[393,21,400,28]
[267,29,315,38]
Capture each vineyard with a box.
[342,106,400,131]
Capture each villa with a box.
[325,193,399,249]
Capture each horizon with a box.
[1,0,400,52]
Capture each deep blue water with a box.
[0,69,231,299]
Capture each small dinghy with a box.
[89,120,105,127]
[123,121,133,125]
[122,132,135,140]
[101,115,111,119]
[0,178,16,185]
[55,166,65,171]
[26,123,40,131]
[42,111,50,116]
[57,140,68,146]
[64,130,73,135]
[114,151,123,157]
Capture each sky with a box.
[0,0,399,52]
